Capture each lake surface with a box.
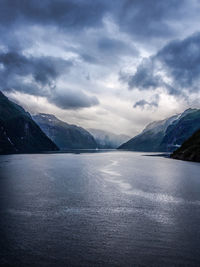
[0,151,200,266]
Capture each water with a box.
[0,151,200,266]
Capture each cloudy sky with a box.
[1,0,200,136]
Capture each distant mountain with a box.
[118,108,200,152]
[171,129,200,162]
[118,114,180,151]
[33,114,97,150]
[0,91,58,154]
[88,128,130,149]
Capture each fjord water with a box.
[0,152,200,266]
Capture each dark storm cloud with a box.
[124,32,200,97]
[0,0,194,67]
[49,90,99,110]
[0,0,188,40]
[127,60,163,90]
[0,51,72,94]
[157,33,200,89]
[0,0,198,113]
[0,50,99,109]
[117,0,186,40]
[0,0,107,30]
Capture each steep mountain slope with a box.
[33,114,97,150]
[118,109,200,152]
[159,109,200,151]
[171,129,200,162]
[88,128,130,149]
[0,91,58,154]
[118,114,180,151]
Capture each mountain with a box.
[118,108,200,152]
[171,129,200,162]
[88,128,130,149]
[33,114,97,150]
[118,114,180,151]
[0,91,58,154]
[158,109,200,151]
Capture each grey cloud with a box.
[0,51,73,95]
[80,53,99,65]
[133,95,159,109]
[124,32,200,97]
[127,60,163,90]
[0,50,99,110]
[0,27,32,53]
[49,90,99,110]
[156,33,200,89]
[0,0,191,41]
[0,52,73,87]
[78,36,138,68]
[133,99,158,109]
[0,0,107,30]
[98,37,130,53]
[1,0,199,113]
[0,0,197,73]
[97,37,138,60]
[117,0,186,40]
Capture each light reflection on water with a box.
[0,151,200,266]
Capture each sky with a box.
[1,0,200,136]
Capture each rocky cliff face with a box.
[0,91,58,154]
[33,113,97,150]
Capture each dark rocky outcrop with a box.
[171,129,200,162]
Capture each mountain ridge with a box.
[118,108,200,152]
[33,113,97,150]
[0,91,58,154]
